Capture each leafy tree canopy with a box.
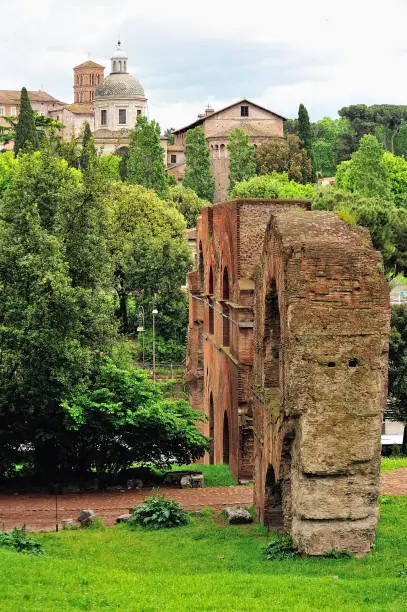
[62,359,209,476]
[253,135,312,184]
[166,185,210,228]
[127,115,169,198]
[229,171,314,200]
[335,135,392,200]
[388,305,407,452]
[227,128,255,192]
[182,127,215,202]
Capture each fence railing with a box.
[134,362,185,378]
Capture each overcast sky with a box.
[1,0,407,130]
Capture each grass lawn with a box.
[0,496,406,611]
[381,456,407,472]
[165,463,238,487]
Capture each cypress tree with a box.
[127,115,169,198]
[79,121,97,171]
[183,127,215,202]
[14,87,39,155]
[298,104,312,155]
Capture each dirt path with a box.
[0,469,405,532]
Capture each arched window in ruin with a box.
[209,392,215,464]
[264,465,282,528]
[222,267,230,347]
[208,267,214,334]
[199,241,204,289]
[209,299,214,335]
[263,278,280,387]
[209,267,214,295]
[220,143,225,157]
[223,411,230,464]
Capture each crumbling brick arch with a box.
[253,209,390,556]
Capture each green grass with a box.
[0,497,406,611]
[381,456,407,472]
[166,463,238,487]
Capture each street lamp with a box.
[136,306,145,367]
[152,298,158,382]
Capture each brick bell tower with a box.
[73,60,105,105]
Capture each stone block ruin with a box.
[186,200,390,556]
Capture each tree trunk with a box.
[402,424,407,456]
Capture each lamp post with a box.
[152,298,158,382]
[136,306,145,367]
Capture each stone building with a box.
[186,199,390,555]
[171,100,285,202]
[92,42,148,154]
[0,89,65,149]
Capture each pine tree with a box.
[183,127,215,202]
[127,115,169,198]
[14,87,39,155]
[227,128,255,192]
[79,122,97,171]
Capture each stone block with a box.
[223,506,253,524]
[291,515,378,556]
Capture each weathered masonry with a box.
[186,199,390,556]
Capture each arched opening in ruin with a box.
[199,242,204,289]
[263,278,280,387]
[209,266,214,294]
[263,432,294,531]
[209,392,215,464]
[223,411,230,464]
[208,299,214,335]
[222,267,230,347]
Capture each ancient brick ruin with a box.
[186,199,390,556]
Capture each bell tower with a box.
[73,60,105,105]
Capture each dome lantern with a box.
[111,40,128,74]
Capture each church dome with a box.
[95,72,145,99]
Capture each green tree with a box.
[312,187,407,275]
[227,128,255,192]
[298,104,312,157]
[311,117,352,176]
[166,185,210,228]
[182,127,215,202]
[164,128,175,145]
[0,162,115,478]
[62,359,209,476]
[14,87,39,155]
[388,306,407,453]
[79,122,97,171]
[105,182,190,338]
[335,135,392,200]
[127,115,168,198]
[229,171,314,200]
[0,151,18,195]
[253,134,312,184]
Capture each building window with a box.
[10,106,17,116]
[137,109,142,116]
[171,154,177,164]
[241,105,249,117]
[101,109,107,126]
[90,74,94,85]
[0,106,4,116]
[119,109,127,124]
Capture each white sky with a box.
[1,0,407,130]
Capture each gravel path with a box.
[0,469,405,532]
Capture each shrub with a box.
[264,534,296,560]
[391,444,402,457]
[322,549,354,559]
[128,491,189,529]
[0,526,43,555]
